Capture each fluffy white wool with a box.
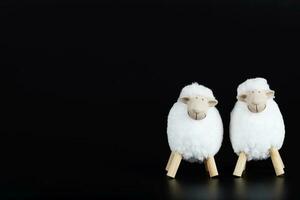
[179,83,215,99]
[230,79,285,161]
[237,77,270,95]
[167,84,223,162]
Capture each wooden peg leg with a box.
[206,157,219,177]
[233,152,247,177]
[167,152,182,178]
[166,151,175,171]
[270,147,284,176]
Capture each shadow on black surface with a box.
[165,175,287,200]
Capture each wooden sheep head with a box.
[237,89,275,113]
[180,96,218,120]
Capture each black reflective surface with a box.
[0,160,293,199]
[164,172,288,200]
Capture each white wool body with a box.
[167,83,223,162]
[230,78,285,161]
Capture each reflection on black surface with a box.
[234,177,286,200]
[166,175,287,200]
[167,178,220,200]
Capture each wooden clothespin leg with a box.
[270,147,285,176]
[166,151,175,171]
[233,152,247,177]
[206,157,219,178]
[166,152,182,178]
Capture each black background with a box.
[1,0,300,199]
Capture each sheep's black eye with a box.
[202,98,204,101]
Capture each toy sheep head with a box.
[237,78,275,113]
[178,83,218,120]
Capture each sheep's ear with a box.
[208,99,218,107]
[237,94,247,102]
[180,97,190,104]
[266,90,275,99]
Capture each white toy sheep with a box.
[230,78,285,177]
[165,83,223,178]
